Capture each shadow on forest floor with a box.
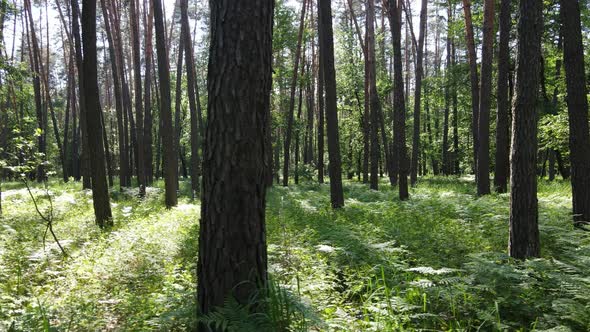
[1,177,589,331]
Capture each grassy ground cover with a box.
[1,177,589,331]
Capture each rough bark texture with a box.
[494,0,511,193]
[81,0,113,227]
[197,0,274,319]
[560,0,590,225]
[153,0,177,207]
[509,0,542,259]
[461,0,480,177]
[476,0,494,196]
[387,0,409,200]
[410,0,427,186]
[319,0,344,208]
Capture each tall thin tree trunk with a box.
[367,0,381,190]
[319,0,344,208]
[317,28,325,184]
[24,0,46,182]
[442,3,452,175]
[476,0,494,195]
[494,0,511,193]
[387,0,409,200]
[101,0,129,189]
[129,0,145,196]
[283,0,307,186]
[144,0,154,185]
[462,0,480,177]
[174,21,185,190]
[410,0,427,186]
[81,0,113,227]
[181,0,200,198]
[153,0,177,207]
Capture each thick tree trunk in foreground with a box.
[81,0,112,227]
[509,0,542,259]
[319,0,344,208]
[153,0,177,207]
[494,0,511,193]
[197,0,273,320]
[476,0,494,196]
[560,0,590,225]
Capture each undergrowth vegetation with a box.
[1,177,589,331]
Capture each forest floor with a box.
[1,177,589,331]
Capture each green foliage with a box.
[2,178,590,331]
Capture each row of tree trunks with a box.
[282,0,307,186]
[153,0,178,208]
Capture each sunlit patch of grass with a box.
[2,176,589,331]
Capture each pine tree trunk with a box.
[442,5,451,175]
[317,32,325,184]
[283,0,307,186]
[129,0,145,196]
[174,25,185,190]
[101,0,129,189]
[509,0,542,259]
[387,0,409,200]
[144,0,154,185]
[410,0,427,186]
[24,0,46,182]
[367,0,381,190]
[153,0,177,207]
[181,0,201,198]
[494,0,511,193]
[461,0,480,177]
[476,0,494,195]
[560,0,590,225]
[197,0,273,318]
[81,0,113,227]
[319,0,344,208]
